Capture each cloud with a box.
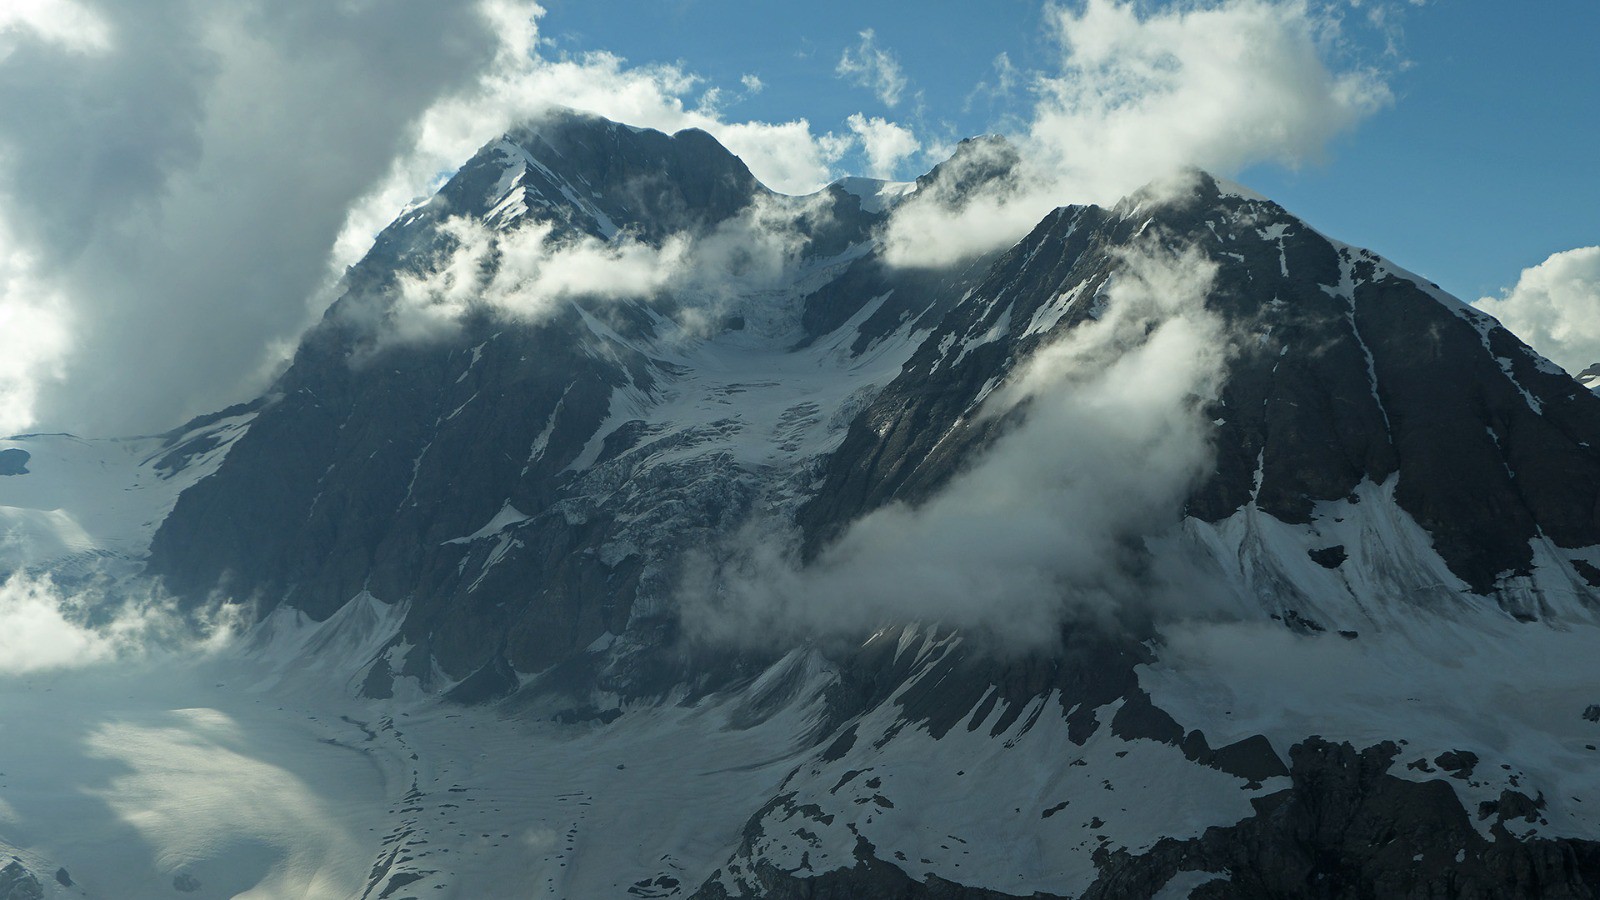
[681,239,1233,650]
[0,0,863,438]
[368,217,690,353]
[1473,246,1600,377]
[0,239,72,436]
[836,29,909,108]
[0,0,1396,437]
[361,192,825,354]
[0,0,511,437]
[0,573,115,673]
[964,52,1024,114]
[845,113,922,180]
[335,7,859,279]
[0,0,111,56]
[883,0,1392,267]
[0,572,242,674]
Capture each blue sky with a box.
[539,0,1599,301]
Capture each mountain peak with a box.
[913,133,1022,203]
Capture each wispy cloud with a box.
[835,28,909,108]
[0,0,511,436]
[354,191,829,355]
[681,239,1233,650]
[0,572,242,674]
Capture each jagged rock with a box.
[0,449,28,476]
[1081,738,1600,900]
[798,174,1600,596]
[1436,750,1480,779]
[0,862,42,900]
[692,836,1058,900]
[1308,545,1347,568]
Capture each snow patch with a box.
[443,502,532,545]
[832,176,918,215]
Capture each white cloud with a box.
[0,572,242,674]
[364,192,823,354]
[835,28,909,108]
[964,51,1023,114]
[883,0,1391,267]
[372,217,689,352]
[0,0,860,437]
[845,113,921,179]
[1474,246,1600,377]
[682,240,1233,649]
[0,0,111,56]
[0,240,71,436]
[0,573,113,673]
[0,0,510,436]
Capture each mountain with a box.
[5,111,1600,899]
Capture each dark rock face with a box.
[703,738,1600,900]
[1308,545,1347,569]
[0,448,28,476]
[1112,691,1287,784]
[146,113,775,675]
[0,862,42,900]
[145,110,961,694]
[694,843,1051,900]
[149,126,1600,690]
[798,174,1600,596]
[1082,738,1600,900]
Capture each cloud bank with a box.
[0,0,891,438]
[0,0,505,436]
[1473,246,1600,377]
[882,0,1392,267]
[682,240,1232,649]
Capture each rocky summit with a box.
[5,111,1600,899]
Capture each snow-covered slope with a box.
[0,408,254,578]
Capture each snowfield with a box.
[0,608,837,900]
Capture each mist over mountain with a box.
[4,109,1600,899]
